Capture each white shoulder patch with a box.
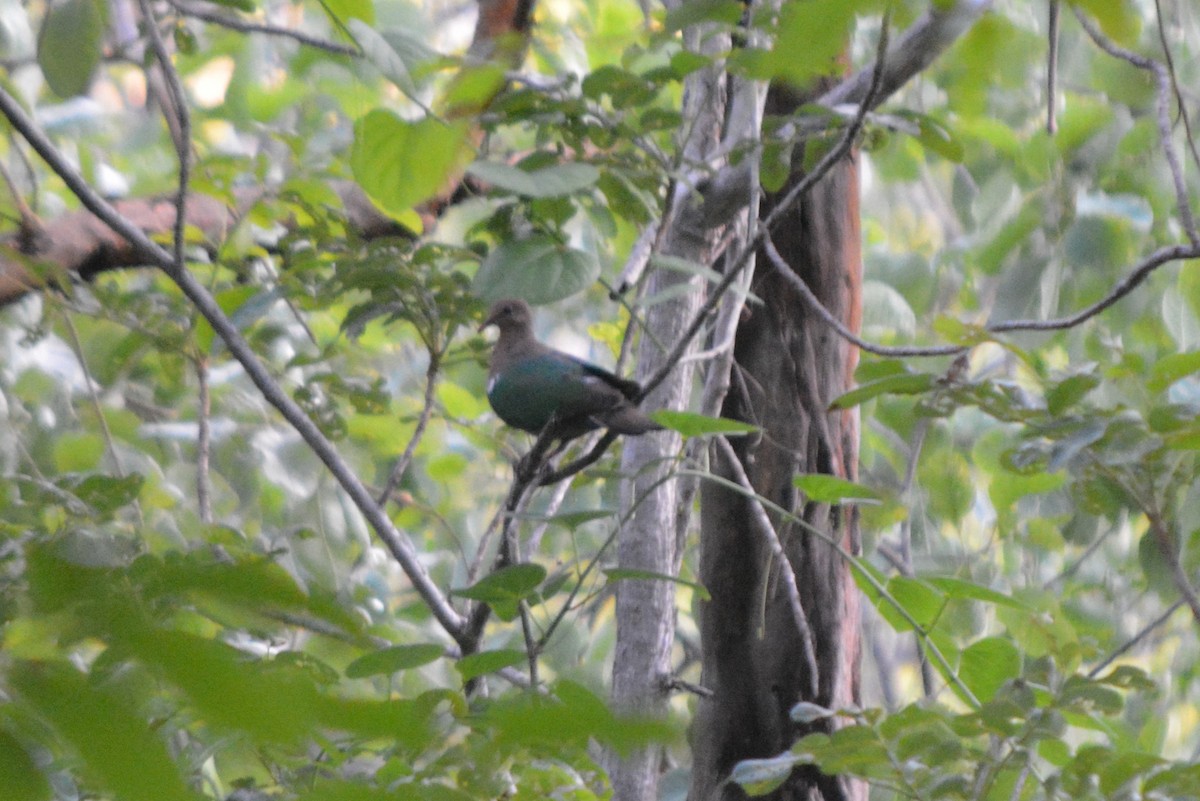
[487,375,497,394]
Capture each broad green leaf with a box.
[0,729,50,801]
[52,432,104,472]
[67,473,143,514]
[1148,351,1200,394]
[1070,0,1140,45]
[652,410,759,436]
[729,753,798,796]
[11,661,202,801]
[38,0,105,98]
[793,474,879,503]
[897,110,964,162]
[959,637,1020,702]
[466,160,600,198]
[472,237,600,304]
[453,563,546,619]
[351,110,471,219]
[1046,371,1100,414]
[881,576,945,632]
[322,0,373,24]
[926,577,1028,610]
[455,648,527,681]
[345,644,445,678]
[604,567,711,601]
[347,19,418,98]
[662,0,743,33]
[829,373,936,410]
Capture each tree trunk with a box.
[605,19,729,801]
[690,87,865,801]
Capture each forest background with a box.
[2,0,1200,800]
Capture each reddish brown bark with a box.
[690,87,864,801]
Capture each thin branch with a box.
[1088,599,1185,678]
[170,0,360,56]
[196,356,213,524]
[682,466,980,709]
[1047,0,1059,135]
[1146,508,1200,626]
[988,243,1200,332]
[0,85,469,645]
[715,436,819,697]
[378,349,441,506]
[1073,5,1199,247]
[1153,0,1200,174]
[139,0,192,266]
[764,235,964,358]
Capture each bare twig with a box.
[988,244,1200,332]
[378,350,441,506]
[763,235,964,358]
[170,0,360,56]
[1073,5,1199,247]
[139,0,192,265]
[1047,0,1059,135]
[1146,508,1200,626]
[715,436,819,697]
[1088,599,1185,678]
[1153,0,1200,174]
[196,356,213,524]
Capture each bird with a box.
[478,298,662,442]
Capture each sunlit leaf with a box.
[351,111,471,218]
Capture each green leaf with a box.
[322,0,373,24]
[662,0,743,33]
[1148,351,1200,394]
[789,701,834,724]
[604,567,711,601]
[926,577,1028,610]
[959,637,1020,702]
[651,410,759,436]
[472,236,600,304]
[729,753,799,796]
[1070,0,1140,45]
[38,0,106,98]
[11,661,201,801]
[453,563,546,620]
[348,19,418,98]
[793,474,879,504]
[829,373,936,410]
[0,729,50,801]
[1046,371,1101,414]
[68,473,143,514]
[897,110,964,162]
[455,648,527,681]
[466,160,600,198]
[351,110,470,218]
[880,576,944,631]
[344,644,445,678]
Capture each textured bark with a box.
[0,182,402,309]
[689,86,864,801]
[605,21,728,801]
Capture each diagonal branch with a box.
[0,86,469,647]
[715,435,819,697]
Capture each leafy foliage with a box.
[1,0,1199,799]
